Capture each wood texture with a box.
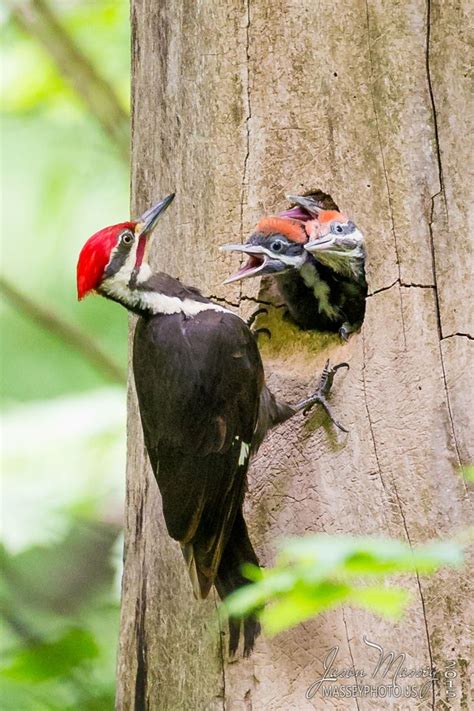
[118,1,473,708]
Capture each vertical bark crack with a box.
[211,3,253,703]
[238,0,252,309]
[133,474,150,710]
[361,332,389,499]
[389,497,435,709]
[425,0,448,232]
[362,331,435,709]
[342,610,361,711]
[364,0,406,348]
[424,0,463,470]
[414,570,436,708]
[214,593,227,710]
[134,570,148,711]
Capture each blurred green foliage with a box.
[1,0,130,404]
[2,3,469,707]
[1,2,130,708]
[1,388,125,709]
[224,535,465,635]
[1,512,122,709]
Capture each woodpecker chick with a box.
[222,191,337,287]
[303,206,367,339]
[77,194,348,657]
[222,192,336,331]
[222,193,367,338]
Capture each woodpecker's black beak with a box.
[135,193,175,237]
[221,243,270,284]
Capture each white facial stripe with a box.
[256,246,306,268]
[277,253,307,268]
[104,237,140,285]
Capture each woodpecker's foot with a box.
[300,360,349,432]
[246,307,271,342]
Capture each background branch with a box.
[0,276,126,385]
[6,0,129,160]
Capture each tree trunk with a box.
[117,1,472,708]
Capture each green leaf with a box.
[224,568,296,618]
[262,582,350,635]
[2,628,99,682]
[350,586,410,618]
[240,563,263,582]
[223,534,465,635]
[279,534,464,577]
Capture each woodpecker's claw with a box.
[299,360,349,432]
[246,307,271,342]
[317,359,349,397]
[246,307,268,329]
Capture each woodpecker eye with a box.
[271,240,284,253]
[332,223,344,235]
[121,231,134,246]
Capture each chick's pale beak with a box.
[304,234,335,253]
[135,193,175,237]
[220,243,269,285]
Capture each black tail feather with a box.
[215,512,261,657]
[227,617,241,657]
[243,616,261,658]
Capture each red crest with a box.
[317,210,347,226]
[76,222,134,300]
[255,217,307,244]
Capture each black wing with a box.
[133,309,263,596]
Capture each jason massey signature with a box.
[306,636,453,701]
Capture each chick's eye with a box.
[271,240,284,252]
[121,231,134,246]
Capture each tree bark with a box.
[117,1,472,708]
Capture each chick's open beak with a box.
[220,243,269,284]
[286,194,323,218]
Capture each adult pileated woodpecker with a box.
[222,193,367,339]
[76,194,348,656]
